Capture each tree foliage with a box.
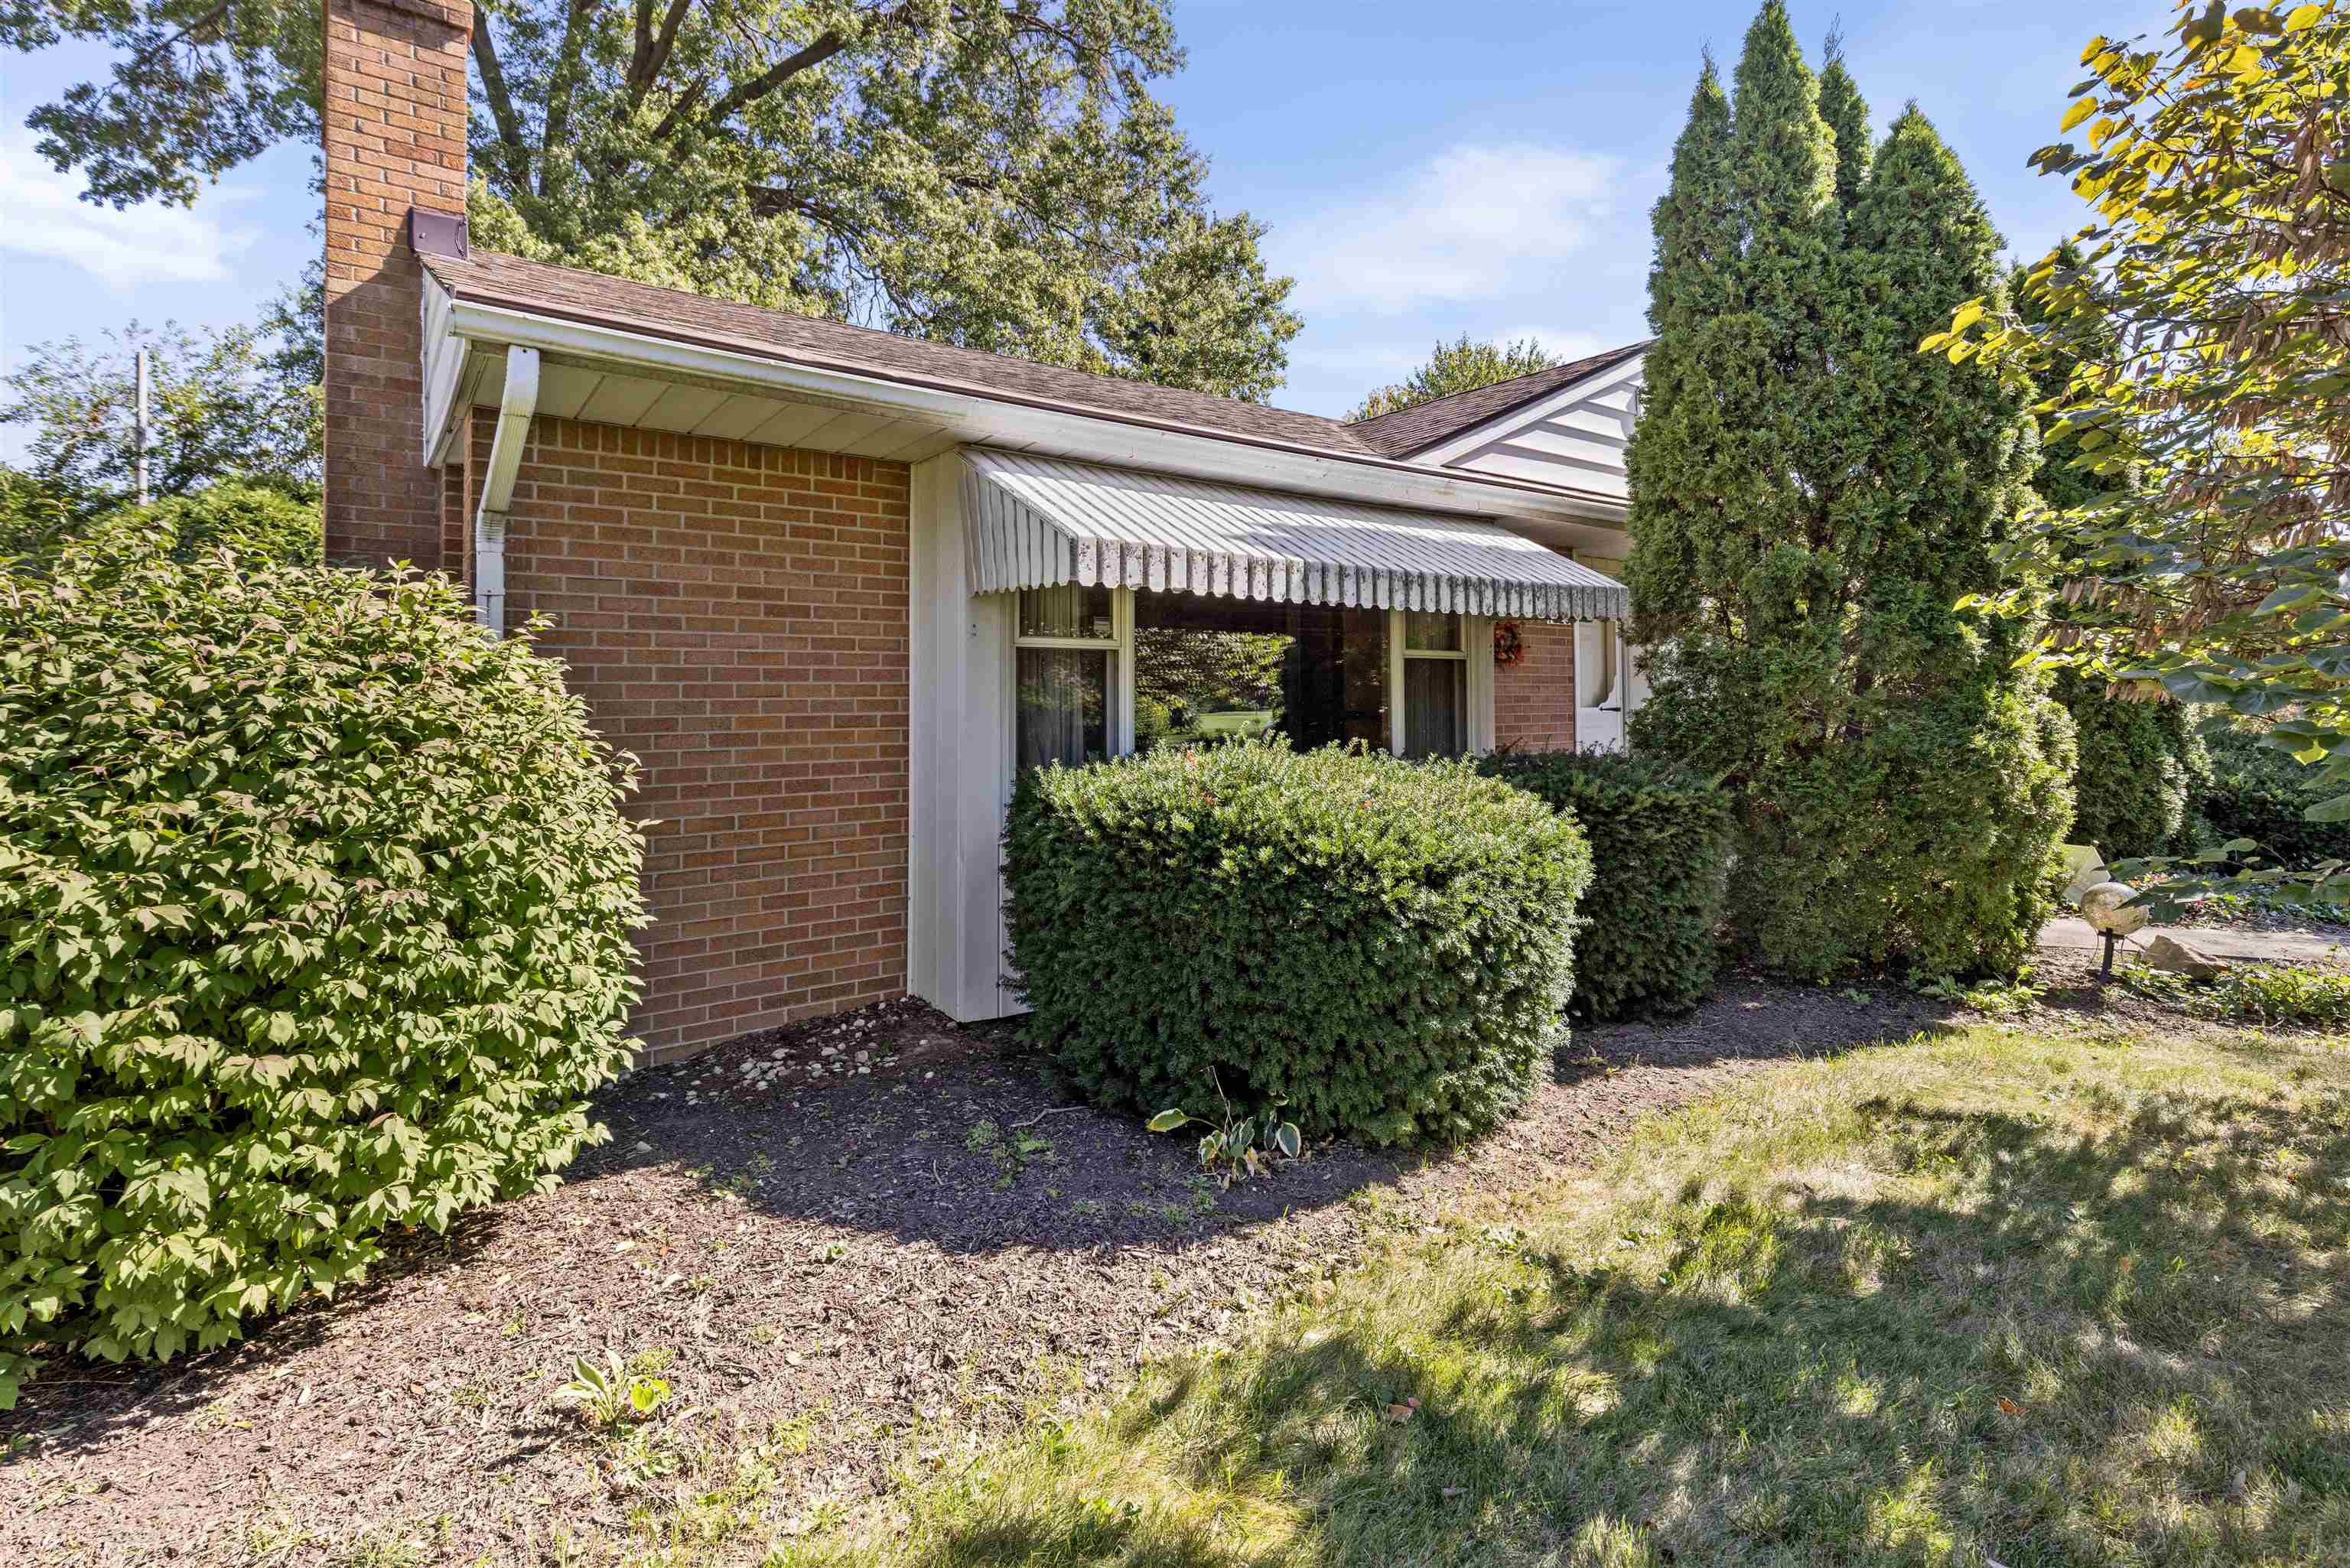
[0,323,320,514]
[10,0,1303,401]
[0,553,646,1405]
[3,481,322,581]
[1346,335,1567,423]
[1626,5,2075,979]
[1931,1,2350,840]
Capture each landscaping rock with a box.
[2143,934,2228,980]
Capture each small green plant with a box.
[1911,967,2046,1017]
[2209,965,2350,1028]
[552,1349,672,1429]
[965,1118,1055,1181]
[1147,1074,1303,1188]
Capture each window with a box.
[1014,586,1118,772]
[1010,588,1481,775]
[1131,590,1387,755]
[1398,611,1468,759]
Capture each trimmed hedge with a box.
[2052,671,2210,860]
[1004,741,1590,1147]
[2200,726,2350,869]
[1478,748,1734,1020]
[0,555,647,1406]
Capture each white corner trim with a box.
[474,345,540,636]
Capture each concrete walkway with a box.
[2041,916,2348,965]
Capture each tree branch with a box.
[701,30,851,128]
[471,18,533,195]
[539,0,606,197]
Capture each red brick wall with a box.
[487,414,912,1061]
[322,0,468,571]
[1493,620,1578,750]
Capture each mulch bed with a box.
[0,944,2309,1566]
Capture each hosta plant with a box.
[0,552,647,1407]
[1148,1073,1304,1188]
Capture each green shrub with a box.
[2052,671,2211,860]
[1004,740,1590,1147]
[0,556,647,1406]
[4,480,321,580]
[2209,965,2350,1030]
[1636,650,2078,981]
[1476,748,1733,1020]
[2199,726,2350,870]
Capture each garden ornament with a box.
[2078,880,2149,983]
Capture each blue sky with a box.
[2,0,2123,456]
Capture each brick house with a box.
[323,0,1650,1062]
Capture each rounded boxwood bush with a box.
[1004,740,1591,1147]
[1477,747,1733,1020]
[0,555,646,1404]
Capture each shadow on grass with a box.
[849,1075,2350,1567]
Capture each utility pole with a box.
[134,348,151,506]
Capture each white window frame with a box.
[1007,587,1131,773]
[1388,609,1492,757]
[1010,590,1494,769]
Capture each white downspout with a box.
[474,346,541,636]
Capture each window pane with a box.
[1018,584,1115,641]
[1404,656,1467,760]
[1016,647,1110,773]
[1404,611,1463,652]
[1131,592,1385,754]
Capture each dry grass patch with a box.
[782,1023,2350,1568]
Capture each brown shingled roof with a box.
[420,248,1389,459]
[1346,340,1652,458]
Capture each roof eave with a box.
[431,288,1632,528]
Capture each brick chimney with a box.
[321,0,470,569]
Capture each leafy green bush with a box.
[2199,726,2350,870]
[2210,965,2350,1030]
[1004,740,1590,1147]
[0,557,646,1406]
[3,480,321,579]
[1477,748,1733,1020]
[2052,671,2211,860]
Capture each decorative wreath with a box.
[1492,620,1525,667]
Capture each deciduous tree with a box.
[1931,0,2350,851]
[9,0,1303,400]
[1347,335,1567,423]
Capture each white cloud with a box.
[1276,143,1622,315]
[0,131,256,288]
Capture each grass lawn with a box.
[781,1021,2350,1568]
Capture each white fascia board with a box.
[422,277,471,466]
[435,297,1630,528]
[1412,350,1649,470]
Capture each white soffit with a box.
[961,449,1631,622]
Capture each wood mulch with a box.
[0,945,2291,1566]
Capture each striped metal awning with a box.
[960,449,1629,622]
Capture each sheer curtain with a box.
[1017,646,1109,771]
[1403,656,1466,759]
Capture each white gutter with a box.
[474,344,540,636]
[438,298,1629,528]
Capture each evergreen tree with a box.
[1627,6,2074,979]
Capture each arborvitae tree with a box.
[1628,6,2075,979]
